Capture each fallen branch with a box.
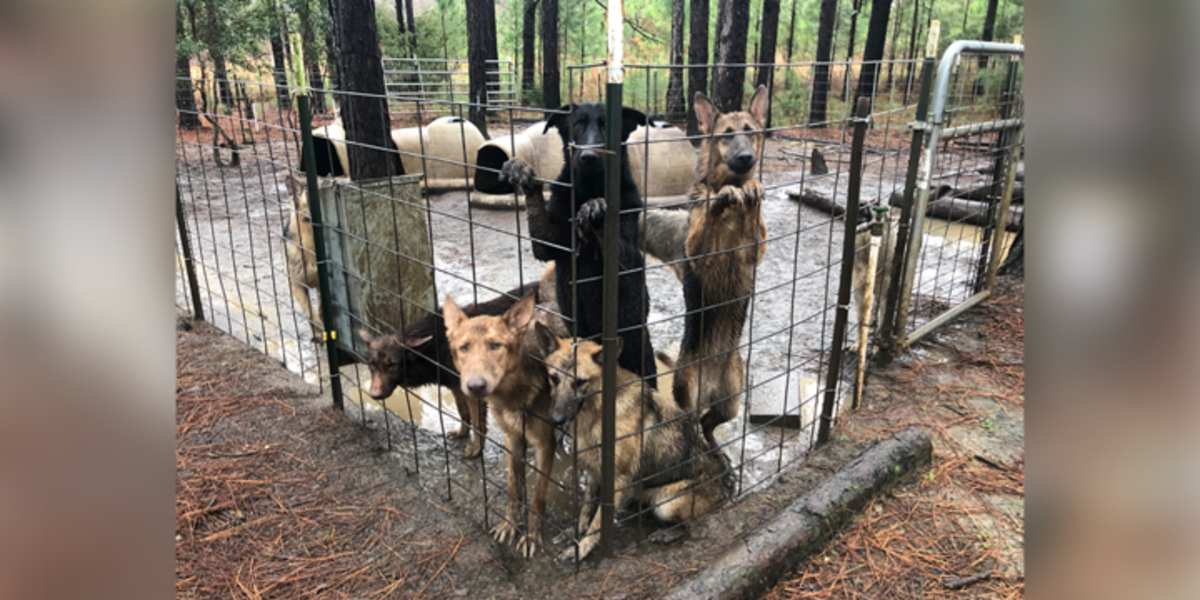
[944,569,993,590]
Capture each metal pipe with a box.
[929,40,1024,126]
[817,96,871,446]
[905,289,990,347]
[877,54,935,364]
[939,117,1022,141]
[175,183,205,322]
[598,0,624,560]
[893,22,942,352]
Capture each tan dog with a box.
[536,324,733,563]
[282,174,323,341]
[675,85,770,447]
[443,292,555,557]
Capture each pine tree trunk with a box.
[269,34,292,110]
[843,0,862,94]
[522,0,539,101]
[332,0,394,180]
[395,0,407,39]
[665,0,686,119]
[404,0,416,45]
[973,0,999,95]
[885,0,904,91]
[711,0,751,112]
[808,0,837,127]
[541,0,560,109]
[176,3,203,129]
[853,0,893,102]
[202,0,234,110]
[466,0,499,136]
[902,0,922,102]
[755,0,780,129]
[785,0,798,63]
[686,0,710,139]
[298,0,327,114]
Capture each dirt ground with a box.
[762,276,1025,599]
[174,274,1023,599]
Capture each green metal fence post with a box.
[817,96,872,446]
[175,183,205,322]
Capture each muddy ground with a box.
[174,275,1023,599]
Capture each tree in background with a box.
[853,0,893,102]
[711,0,751,112]
[176,3,203,129]
[808,0,837,127]
[295,0,328,113]
[202,0,235,109]
[541,0,560,109]
[521,0,540,103]
[842,0,863,94]
[902,0,924,102]
[686,0,710,138]
[973,0,999,95]
[268,0,292,110]
[331,0,393,180]
[664,0,686,119]
[753,0,780,129]
[466,0,499,137]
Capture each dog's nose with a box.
[466,377,488,397]
[733,151,756,170]
[578,150,600,166]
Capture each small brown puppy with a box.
[443,292,555,557]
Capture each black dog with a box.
[500,103,658,388]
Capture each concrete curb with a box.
[660,427,933,600]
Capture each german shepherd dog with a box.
[282,174,323,341]
[443,292,556,558]
[357,281,540,458]
[535,323,733,563]
[499,103,659,388]
[675,85,770,447]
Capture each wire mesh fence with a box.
[174,43,1022,564]
[383,58,517,117]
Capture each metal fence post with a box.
[985,127,1024,293]
[294,55,345,411]
[891,22,942,355]
[973,53,1022,292]
[598,0,625,560]
[876,49,937,364]
[817,96,871,445]
[175,183,205,322]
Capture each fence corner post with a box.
[817,96,871,445]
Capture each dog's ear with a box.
[534,321,559,356]
[358,329,375,344]
[693,92,717,134]
[748,85,769,126]
[544,105,576,136]
[404,335,433,349]
[504,293,538,332]
[442,295,465,332]
[590,337,624,367]
[620,107,648,142]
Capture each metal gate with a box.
[880,39,1025,358]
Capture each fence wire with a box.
[174,49,1022,565]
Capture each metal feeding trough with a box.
[309,117,486,191]
[471,121,698,208]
